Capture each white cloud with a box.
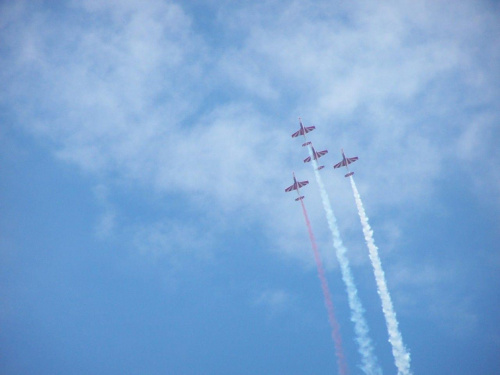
[1,0,499,263]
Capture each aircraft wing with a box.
[317,150,328,158]
[333,159,346,169]
[291,125,315,138]
[304,156,312,163]
[298,180,309,188]
[347,156,358,164]
[285,180,309,192]
[334,156,358,169]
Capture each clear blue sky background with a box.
[1,1,499,374]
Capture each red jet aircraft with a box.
[285,172,309,201]
[303,144,328,170]
[291,118,315,147]
[333,148,358,177]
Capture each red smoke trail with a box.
[299,199,348,375]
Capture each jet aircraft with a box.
[333,148,358,177]
[292,118,315,146]
[303,144,328,170]
[285,172,309,201]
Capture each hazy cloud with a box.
[1,0,499,273]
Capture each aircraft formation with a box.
[285,118,358,198]
[284,118,412,375]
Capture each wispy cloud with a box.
[92,184,117,239]
[132,220,215,267]
[252,289,294,314]
[390,261,479,339]
[1,0,499,261]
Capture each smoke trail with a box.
[349,176,412,375]
[309,152,381,375]
[299,199,348,375]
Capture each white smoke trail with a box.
[349,176,412,375]
[309,153,381,375]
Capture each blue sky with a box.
[1,0,499,374]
